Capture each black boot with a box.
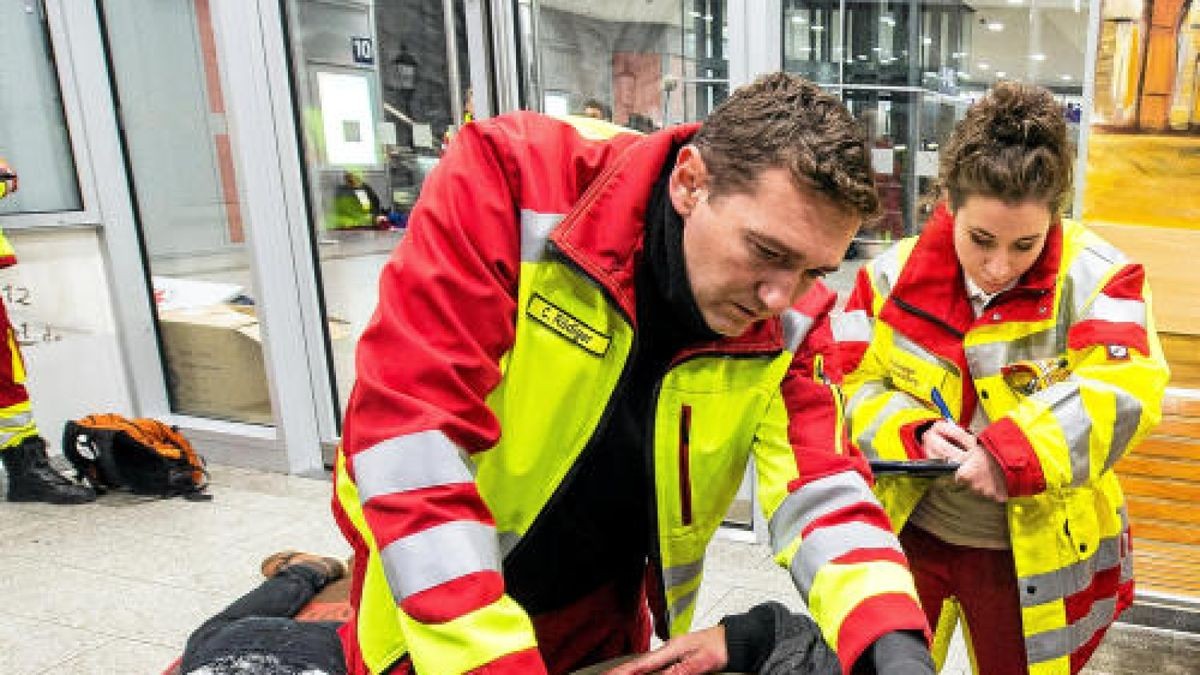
[2,436,96,504]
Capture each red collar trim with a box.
[888,203,1063,334]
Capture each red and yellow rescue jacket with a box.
[333,112,927,675]
[838,205,1170,674]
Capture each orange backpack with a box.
[63,414,210,500]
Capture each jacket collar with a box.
[550,122,785,353]
[886,202,1063,340]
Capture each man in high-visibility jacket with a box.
[333,73,932,675]
[0,158,95,504]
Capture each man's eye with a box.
[1014,241,1036,252]
[805,269,827,280]
[752,241,782,261]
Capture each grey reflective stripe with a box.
[893,332,949,370]
[0,411,33,429]
[497,530,520,559]
[1019,533,1122,607]
[353,431,475,504]
[856,391,923,458]
[1088,294,1146,327]
[870,245,904,298]
[1065,244,1126,320]
[1025,596,1117,664]
[780,309,815,353]
[379,520,500,603]
[769,471,876,555]
[520,209,564,262]
[1102,383,1143,474]
[791,521,903,596]
[669,586,700,623]
[964,341,1010,380]
[832,309,873,343]
[1035,383,1093,485]
[664,559,704,589]
[965,329,1063,380]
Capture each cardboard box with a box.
[158,305,350,426]
[158,305,273,425]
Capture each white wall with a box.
[1,228,133,452]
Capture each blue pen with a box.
[930,386,955,422]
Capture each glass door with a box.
[98,0,273,426]
[282,0,472,461]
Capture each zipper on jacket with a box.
[892,296,966,339]
[678,405,694,527]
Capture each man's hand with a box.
[955,446,1009,502]
[920,421,972,462]
[605,625,728,675]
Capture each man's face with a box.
[672,147,858,337]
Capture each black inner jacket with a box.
[503,144,718,615]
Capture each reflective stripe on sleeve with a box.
[353,430,476,503]
[769,471,876,556]
[1087,294,1146,327]
[380,520,501,604]
[664,559,704,590]
[791,521,904,595]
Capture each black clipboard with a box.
[869,459,960,477]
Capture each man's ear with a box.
[668,145,709,216]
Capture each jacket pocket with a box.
[678,405,693,527]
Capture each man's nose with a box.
[758,271,809,315]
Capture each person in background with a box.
[0,158,95,505]
[837,81,1169,674]
[582,98,611,122]
[331,170,389,230]
[177,550,349,675]
[333,72,931,675]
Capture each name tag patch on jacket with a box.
[528,294,611,356]
[1107,344,1130,361]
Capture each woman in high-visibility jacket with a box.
[837,81,1169,675]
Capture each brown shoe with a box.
[260,550,346,582]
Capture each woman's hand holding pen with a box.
[921,423,1008,502]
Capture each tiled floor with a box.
[1,462,1197,674]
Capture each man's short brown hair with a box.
[692,72,878,220]
[938,81,1073,213]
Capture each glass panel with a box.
[844,88,919,238]
[285,0,470,423]
[0,0,81,215]
[514,0,751,527]
[786,1,1091,235]
[516,0,729,126]
[99,0,271,425]
[783,0,842,85]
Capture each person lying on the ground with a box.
[178,550,348,675]
[606,602,932,675]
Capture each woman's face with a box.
[952,195,1053,295]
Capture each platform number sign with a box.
[351,37,374,64]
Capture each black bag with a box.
[62,414,211,500]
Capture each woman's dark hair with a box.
[937,81,1073,214]
[692,72,879,220]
